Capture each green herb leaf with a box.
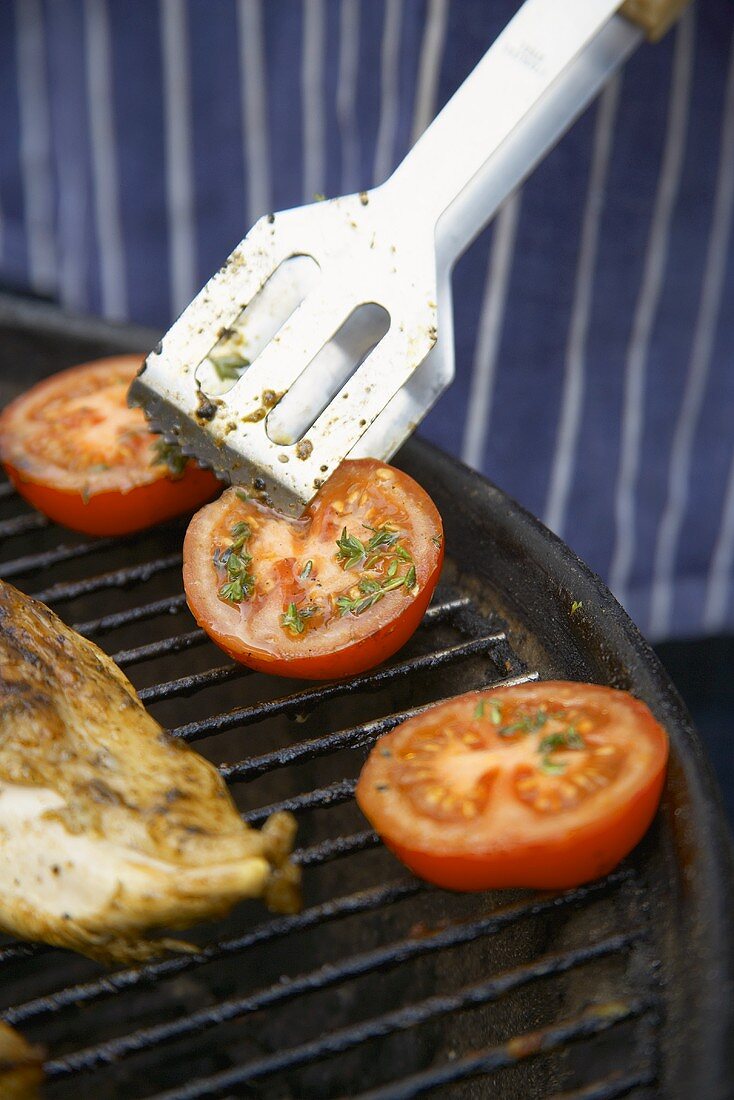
[432,534,443,547]
[498,709,549,739]
[230,521,252,552]
[540,756,567,775]
[489,702,502,725]
[538,728,586,755]
[335,528,366,570]
[216,521,255,603]
[474,700,485,719]
[300,559,313,580]
[209,352,250,381]
[387,560,398,578]
[404,564,417,590]
[281,602,316,635]
[151,438,188,479]
[571,600,583,615]
[359,577,382,595]
[364,525,401,553]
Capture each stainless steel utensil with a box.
[129,0,687,516]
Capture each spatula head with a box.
[128,190,453,516]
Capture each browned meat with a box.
[0,1020,43,1098]
[0,579,300,963]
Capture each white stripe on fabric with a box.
[160,0,196,317]
[373,0,403,186]
[302,0,326,203]
[411,0,449,144]
[336,0,360,195]
[238,0,271,225]
[544,76,621,536]
[461,192,522,470]
[84,0,127,319]
[15,0,57,293]
[56,134,89,313]
[652,30,734,639]
[608,10,694,608]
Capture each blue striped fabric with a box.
[0,0,733,641]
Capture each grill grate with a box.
[0,477,665,1100]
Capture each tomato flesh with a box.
[356,681,669,890]
[183,458,444,680]
[0,356,220,535]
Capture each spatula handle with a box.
[382,0,688,265]
[383,0,625,236]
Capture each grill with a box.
[0,295,732,1099]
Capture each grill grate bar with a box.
[146,936,642,1100]
[139,662,247,704]
[113,629,209,669]
[4,880,424,1027]
[73,594,189,638]
[0,511,48,539]
[242,778,357,824]
[0,941,49,965]
[42,875,630,1080]
[173,632,508,744]
[32,554,181,605]
[354,1002,653,1100]
[0,535,118,579]
[294,829,380,865]
[218,673,538,782]
[549,1068,657,1099]
[138,595,472,706]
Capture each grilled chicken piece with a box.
[0,1020,44,1098]
[0,579,300,963]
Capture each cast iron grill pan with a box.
[0,298,731,1099]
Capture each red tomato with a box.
[0,356,220,536]
[356,681,669,891]
[183,458,444,680]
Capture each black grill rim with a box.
[0,293,731,1099]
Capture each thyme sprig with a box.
[281,602,317,635]
[335,528,367,570]
[333,523,416,616]
[538,727,586,775]
[336,570,415,617]
[497,709,550,739]
[151,438,188,479]
[216,521,255,604]
[209,352,250,382]
[474,699,589,775]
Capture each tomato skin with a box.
[384,769,666,891]
[356,682,669,891]
[183,458,444,680]
[0,356,220,535]
[3,461,220,538]
[187,569,439,681]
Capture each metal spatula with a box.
[129,0,686,516]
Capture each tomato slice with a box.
[356,681,669,890]
[0,356,220,536]
[183,458,444,680]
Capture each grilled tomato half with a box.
[0,355,220,535]
[356,681,669,890]
[183,458,444,680]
